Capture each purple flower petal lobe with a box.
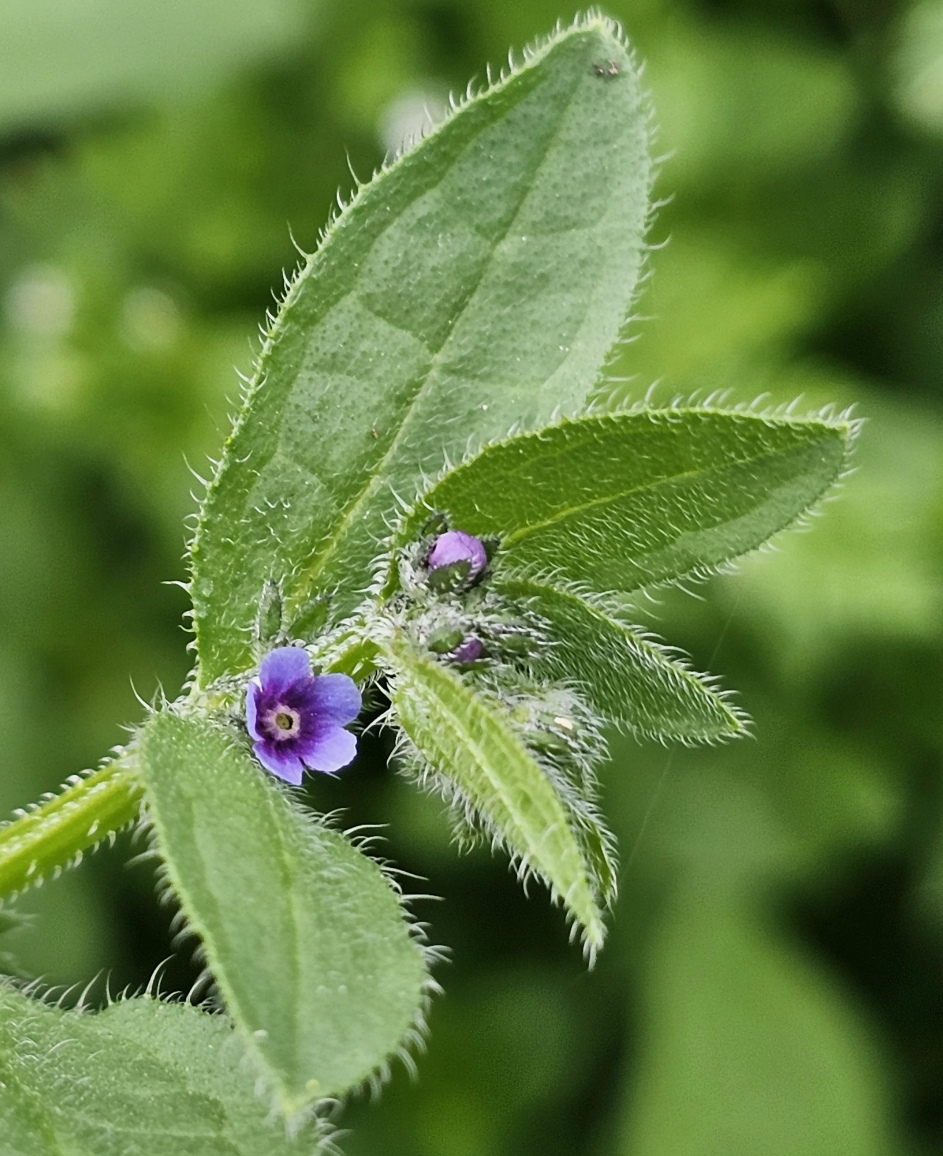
[302,726,358,774]
[309,673,362,726]
[252,741,305,786]
[245,681,261,739]
[259,646,312,693]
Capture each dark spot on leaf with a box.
[591,60,620,78]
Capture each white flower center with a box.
[271,707,300,739]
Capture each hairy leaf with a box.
[0,985,325,1155]
[191,15,652,683]
[399,409,852,596]
[386,637,608,951]
[139,711,428,1114]
[495,576,746,741]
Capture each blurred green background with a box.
[1,0,942,1152]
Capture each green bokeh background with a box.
[1,0,942,1152]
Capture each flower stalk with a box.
[0,757,143,899]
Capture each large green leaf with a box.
[0,0,306,135]
[138,711,428,1114]
[619,894,895,1156]
[191,15,652,683]
[0,985,325,1155]
[398,409,852,596]
[494,576,745,741]
[385,637,609,952]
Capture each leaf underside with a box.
[386,637,609,951]
[139,711,428,1113]
[190,16,652,683]
[0,984,322,1155]
[399,409,852,596]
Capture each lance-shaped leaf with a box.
[0,985,326,1155]
[385,637,608,952]
[398,409,853,596]
[494,576,746,741]
[190,15,652,684]
[138,711,428,1115]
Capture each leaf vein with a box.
[292,71,585,599]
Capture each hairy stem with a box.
[0,758,143,898]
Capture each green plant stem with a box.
[0,759,143,898]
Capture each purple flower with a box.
[427,530,487,580]
[245,647,361,785]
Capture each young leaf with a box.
[494,576,745,741]
[138,711,428,1114]
[385,637,608,952]
[399,409,853,596]
[191,15,652,683]
[0,985,326,1155]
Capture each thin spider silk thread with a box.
[623,586,743,873]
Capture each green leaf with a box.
[191,15,653,683]
[619,893,894,1156]
[494,576,746,741]
[0,985,326,1155]
[385,636,609,952]
[0,0,306,135]
[399,408,852,596]
[138,710,428,1114]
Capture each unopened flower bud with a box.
[426,530,487,591]
[449,635,485,664]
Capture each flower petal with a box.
[259,646,311,694]
[301,725,358,773]
[309,673,362,726]
[245,681,262,740]
[253,739,305,786]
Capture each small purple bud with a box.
[449,635,485,664]
[427,530,487,578]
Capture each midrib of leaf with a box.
[499,427,833,548]
[392,641,603,943]
[178,780,302,1098]
[267,786,302,1094]
[58,1113,226,1145]
[288,71,582,606]
[416,668,547,849]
